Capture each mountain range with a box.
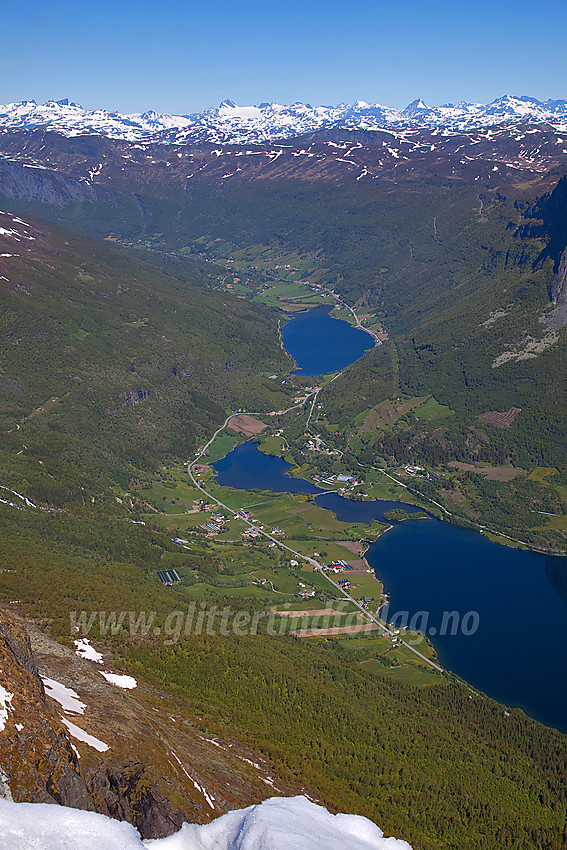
[1,94,567,145]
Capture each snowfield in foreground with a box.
[0,795,412,849]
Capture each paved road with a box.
[321,287,382,344]
[305,371,342,431]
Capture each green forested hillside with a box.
[0,214,291,504]
[3,163,566,543]
[0,506,566,850]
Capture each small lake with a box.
[281,306,375,376]
[214,442,567,732]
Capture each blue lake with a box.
[213,441,424,522]
[281,306,375,376]
[214,442,567,732]
[367,522,567,732]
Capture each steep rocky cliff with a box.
[550,247,567,305]
[0,607,297,838]
[0,609,91,807]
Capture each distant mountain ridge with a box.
[1,94,567,145]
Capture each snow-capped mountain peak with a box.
[403,98,430,113]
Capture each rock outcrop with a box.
[550,246,567,305]
[0,609,92,808]
[0,607,295,838]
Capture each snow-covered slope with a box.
[0,99,193,142]
[0,795,412,849]
[1,95,566,145]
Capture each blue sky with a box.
[2,0,567,114]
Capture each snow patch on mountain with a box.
[74,638,103,664]
[0,686,14,732]
[59,717,109,752]
[99,671,137,689]
[0,796,413,849]
[41,677,87,715]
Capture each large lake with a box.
[214,443,567,732]
[281,306,375,376]
[367,522,567,732]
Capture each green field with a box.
[258,435,287,456]
[413,396,454,421]
[205,432,239,463]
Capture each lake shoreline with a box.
[212,440,567,733]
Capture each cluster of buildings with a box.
[401,465,439,483]
[230,508,286,542]
[293,386,319,406]
[323,560,352,573]
[298,580,316,599]
[201,512,227,534]
[304,435,340,456]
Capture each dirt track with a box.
[293,623,384,637]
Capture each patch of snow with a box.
[162,795,413,848]
[170,751,215,810]
[0,795,413,848]
[0,687,14,732]
[74,638,103,663]
[41,677,86,715]
[99,671,137,689]
[59,717,109,752]
[15,723,23,732]
[201,736,225,749]
[0,487,36,508]
[0,799,141,849]
[237,755,261,770]
[0,497,21,509]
